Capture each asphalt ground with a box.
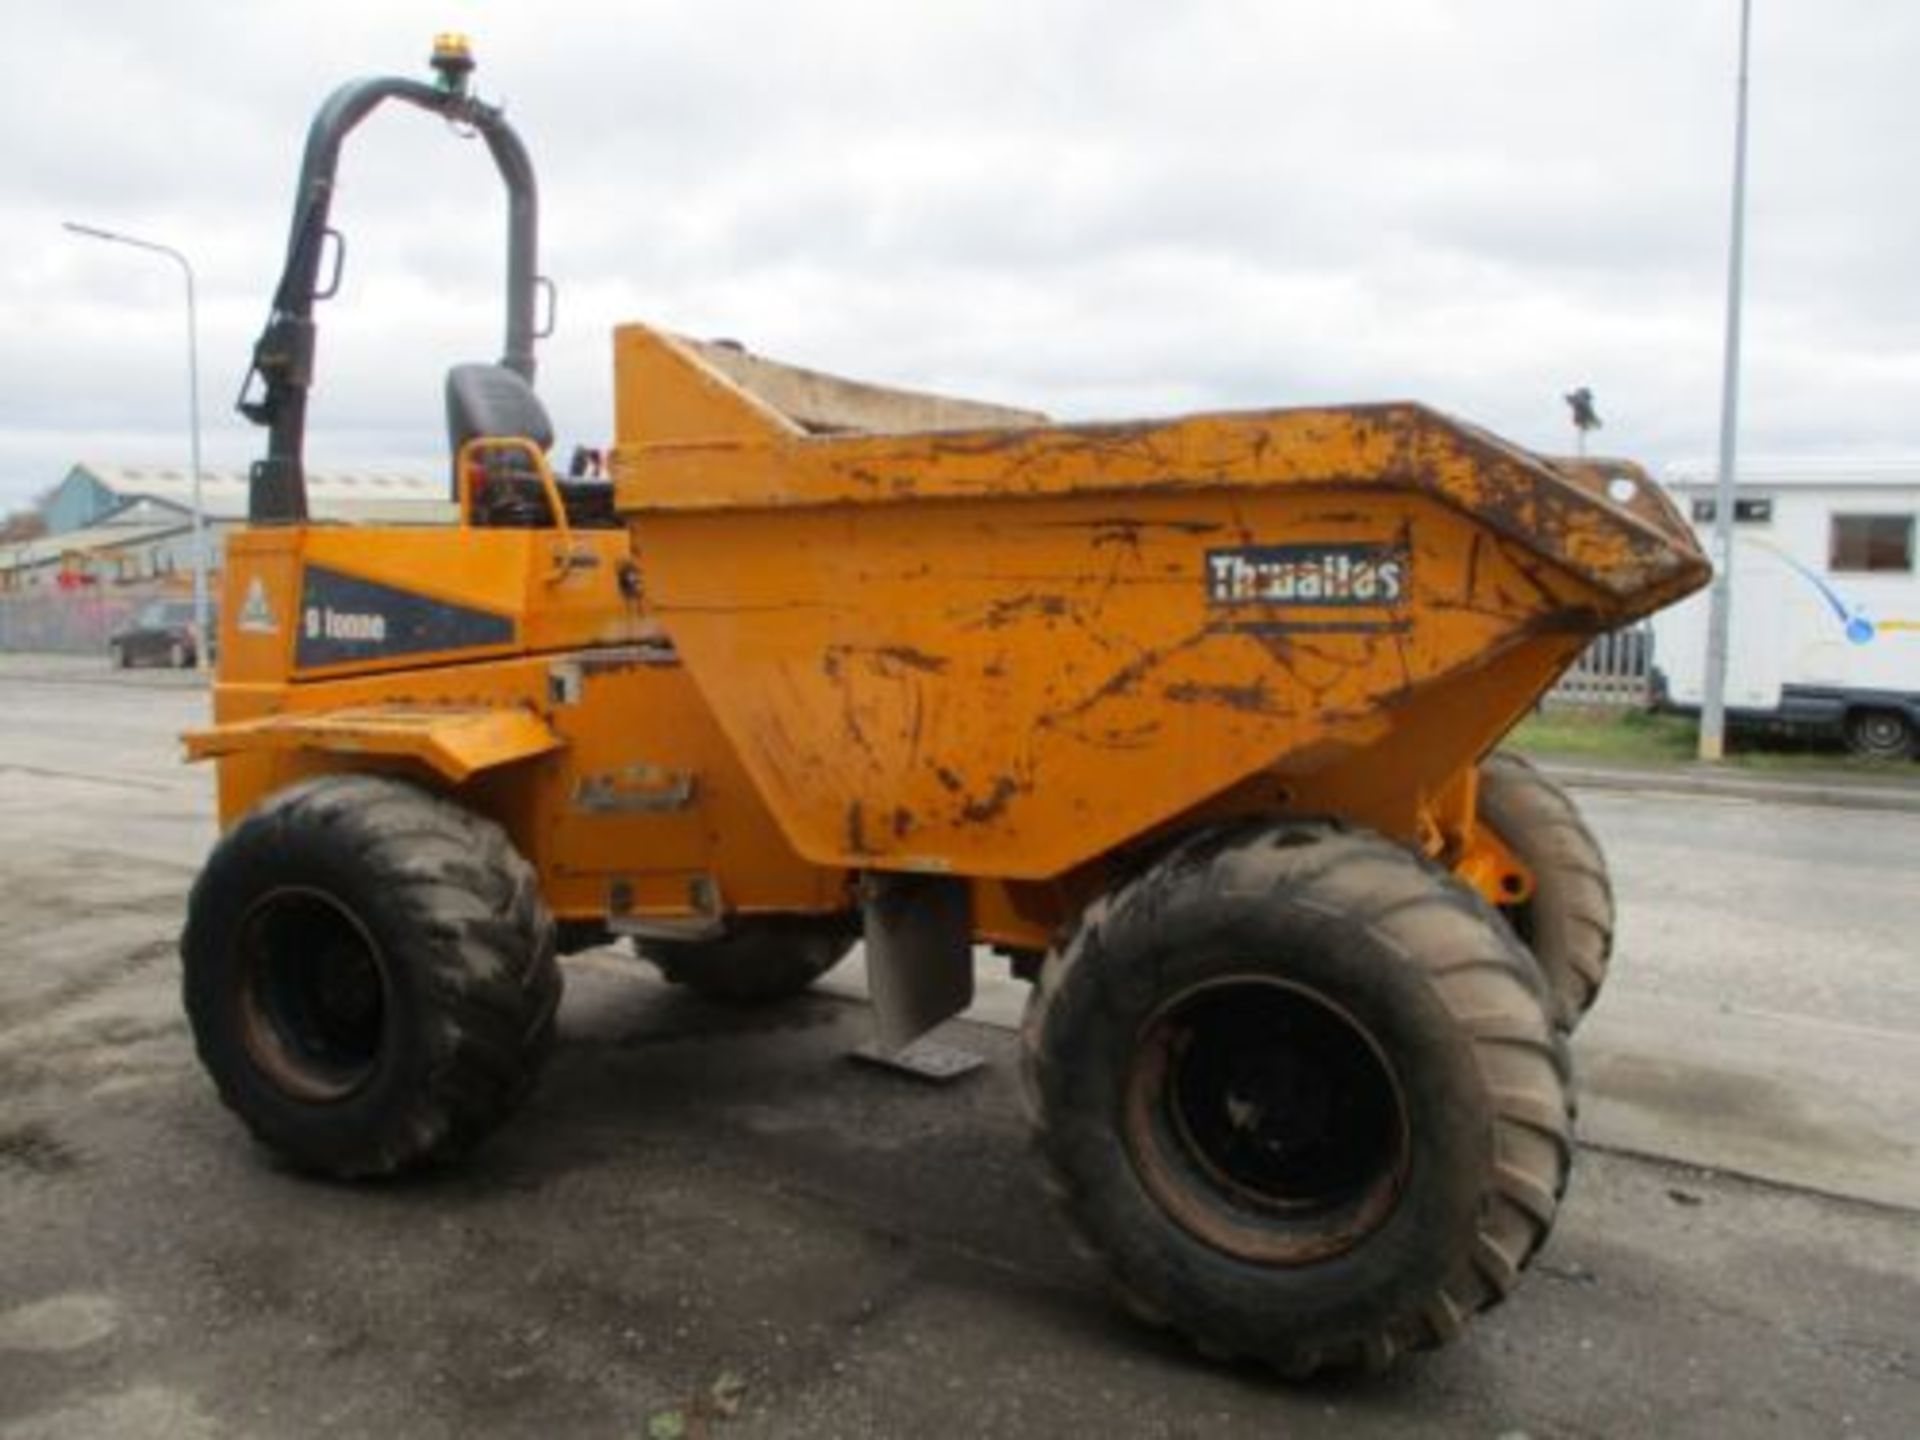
[2,656,1916,1438]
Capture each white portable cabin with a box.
[1650,458,1919,754]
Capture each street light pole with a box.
[1699,0,1754,762]
[63,221,211,673]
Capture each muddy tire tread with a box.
[181,774,559,1178]
[1478,751,1615,1028]
[1021,820,1572,1377]
[640,919,854,1007]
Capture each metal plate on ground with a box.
[850,1036,986,1083]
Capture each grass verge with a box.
[1507,706,1918,779]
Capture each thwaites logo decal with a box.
[1206,544,1409,630]
[236,576,278,635]
[295,566,515,668]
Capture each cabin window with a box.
[1829,514,1914,574]
[1690,496,1773,524]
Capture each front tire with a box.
[181,775,561,1178]
[1022,822,1571,1376]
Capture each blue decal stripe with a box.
[1740,536,1851,625]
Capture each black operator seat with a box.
[445,363,618,529]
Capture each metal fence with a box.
[1547,622,1654,708]
[0,586,177,656]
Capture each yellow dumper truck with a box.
[181,40,1709,1375]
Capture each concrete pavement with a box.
[2,655,1917,1437]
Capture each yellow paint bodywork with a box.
[195,323,1710,950]
[609,325,1705,882]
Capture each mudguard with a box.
[184,705,560,785]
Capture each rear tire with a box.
[1477,752,1615,1029]
[180,774,561,1178]
[639,918,855,1006]
[1022,821,1571,1377]
[1843,708,1914,761]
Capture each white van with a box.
[1650,458,1918,758]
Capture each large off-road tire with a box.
[639,918,855,1006]
[1478,751,1614,1030]
[180,774,561,1179]
[1021,821,1572,1377]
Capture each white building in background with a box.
[1652,457,1919,758]
[0,462,452,591]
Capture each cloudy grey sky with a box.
[1,1,1913,513]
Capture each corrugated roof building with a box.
[39,461,452,533]
[2,461,452,592]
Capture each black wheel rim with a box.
[1854,713,1908,757]
[235,887,389,1102]
[1125,977,1409,1264]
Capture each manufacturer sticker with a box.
[295,566,515,669]
[1206,544,1408,608]
[1205,544,1409,632]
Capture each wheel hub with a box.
[1859,714,1906,751]
[1126,976,1409,1264]
[236,887,389,1102]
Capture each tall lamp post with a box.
[1699,0,1754,762]
[63,221,211,672]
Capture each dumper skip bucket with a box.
[611,326,1709,880]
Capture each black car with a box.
[109,599,212,669]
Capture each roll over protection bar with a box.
[236,47,541,524]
